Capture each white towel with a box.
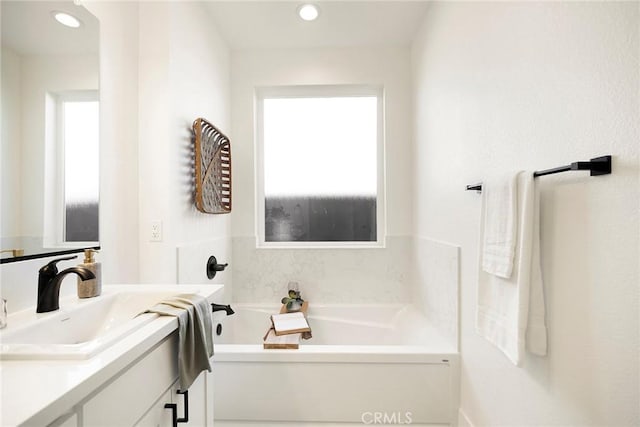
[481,172,518,278]
[476,172,547,365]
[144,294,214,390]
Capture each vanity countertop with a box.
[0,284,224,427]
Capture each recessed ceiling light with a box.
[52,11,82,28]
[297,4,319,21]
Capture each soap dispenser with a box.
[77,249,102,298]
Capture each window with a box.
[256,85,385,247]
[44,91,99,246]
[61,96,99,242]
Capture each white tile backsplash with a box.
[231,236,413,304]
[412,237,460,349]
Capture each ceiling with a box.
[1,1,99,56]
[204,1,431,50]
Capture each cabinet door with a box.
[82,335,178,426]
[162,372,213,427]
[141,375,207,427]
[174,373,209,427]
[135,388,173,427]
[135,375,209,427]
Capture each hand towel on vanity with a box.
[144,294,214,390]
[476,171,548,366]
[481,172,518,278]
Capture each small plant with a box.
[281,289,304,312]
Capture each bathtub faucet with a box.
[211,303,235,316]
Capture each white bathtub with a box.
[212,304,459,425]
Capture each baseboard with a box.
[458,408,475,427]
[215,422,445,427]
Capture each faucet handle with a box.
[206,256,228,279]
[39,255,78,277]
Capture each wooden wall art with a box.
[193,117,231,214]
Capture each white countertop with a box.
[0,284,224,427]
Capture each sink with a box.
[0,290,181,360]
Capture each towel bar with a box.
[466,155,611,192]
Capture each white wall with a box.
[84,1,140,284]
[169,2,232,288]
[1,47,22,240]
[230,47,414,303]
[412,2,639,425]
[137,1,231,284]
[87,1,231,286]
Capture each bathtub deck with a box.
[214,343,455,363]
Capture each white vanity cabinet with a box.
[80,332,213,427]
[1,285,223,427]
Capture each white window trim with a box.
[254,84,386,249]
[43,90,99,248]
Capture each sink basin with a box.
[0,290,181,360]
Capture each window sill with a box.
[255,240,386,250]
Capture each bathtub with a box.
[212,304,459,425]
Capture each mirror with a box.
[1,1,100,263]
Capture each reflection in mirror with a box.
[1,1,99,263]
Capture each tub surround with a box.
[412,238,460,350]
[231,235,413,304]
[0,284,223,426]
[231,235,460,351]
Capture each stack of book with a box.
[263,302,311,349]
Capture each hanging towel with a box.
[143,294,214,390]
[481,173,518,278]
[476,172,547,365]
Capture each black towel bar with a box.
[466,155,611,192]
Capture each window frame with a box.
[44,90,100,248]
[255,85,386,249]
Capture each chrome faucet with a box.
[37,255,95,313]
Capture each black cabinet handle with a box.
[164,389,189,426]
[164,403,178,427]
[177,390,189,423]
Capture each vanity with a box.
[0,284,224,427]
